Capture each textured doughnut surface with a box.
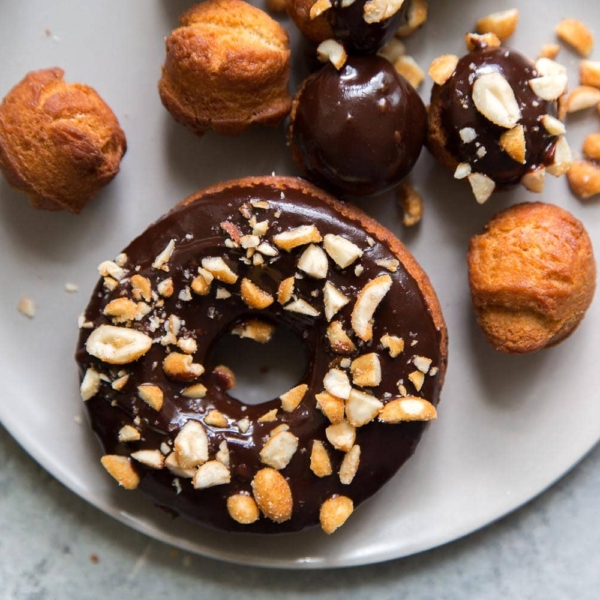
[158,0,292,137]
[76,176,447,534]
[468,202,596,354]
[0,68,126,213]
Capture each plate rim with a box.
[2,405,599,569]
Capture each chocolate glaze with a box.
[289,56,427,197]
[327,0,410,55]
[75,179,444,534]
[435,46,559,188]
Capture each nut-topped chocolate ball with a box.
[427,36,572,204]
[287,0,411,55]
[289,55,427,197]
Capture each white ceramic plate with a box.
[1,0,599,569]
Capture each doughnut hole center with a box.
[208,324,308,406]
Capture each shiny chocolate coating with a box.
[289,56,427,197]
[327,0,410,55]
[75,178,444,534]
[434,46,559,188]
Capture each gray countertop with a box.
[2,424,599,600]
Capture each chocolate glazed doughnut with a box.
[76,176,447,534]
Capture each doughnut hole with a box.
[289,56,427,197]
[207,321,308,406]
